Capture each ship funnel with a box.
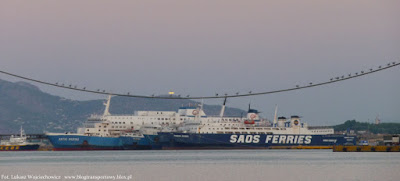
[247,108,260,120]
[277,116,286,127]
[290,116,301,127]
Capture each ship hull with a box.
[146,133,356,150]
[47,135,123,151]
[47,134,156,151]
[119,136,161,150]
[0,144,40,151]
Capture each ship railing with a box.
[88,114,105,119]
[108,114,136,117]
[308,126,333,130]
[223,127,286,131]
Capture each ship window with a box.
[98,130,101,131]
[130,122,133,124]
[161,118,164,120]
[104,126,106,128]
[123,122,125,124]
[111,126,114,128]
[158,118,160,120]
[87,129,89,131]
[173,118,175,120]
[104,130,106,132]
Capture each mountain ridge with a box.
[0,79,246,134]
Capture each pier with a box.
[333,145,400,152]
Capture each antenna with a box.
[273,105,278,127]
[219,97,227,117]
[248,101,251,112]
[200,99,204,111]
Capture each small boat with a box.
[0,127,40,151]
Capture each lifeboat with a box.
[244,120,255,124]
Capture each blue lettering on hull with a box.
[47,135,154,150]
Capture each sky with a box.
[0,0,399,126]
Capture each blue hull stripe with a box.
[146,133,356,149]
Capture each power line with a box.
[0,61,399,99]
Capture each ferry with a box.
[0,127,40,151]
[145,101,357,149]
[47,96,356,150]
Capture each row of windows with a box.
[150,122,177,125]
[198,127,286,131]
[206,131,273,134]
[110,117,183,120]
[111,126,126,128]
[112,122,133,124]
[312,130,332,133]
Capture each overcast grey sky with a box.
[0,0,399,125]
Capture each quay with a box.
[269,146,332,149]
[333,145,400,152]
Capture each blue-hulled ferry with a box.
[145,103,356,149]
[46,96,156,150]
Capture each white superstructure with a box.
[178,105,334,135]
[73,95,333,137]
[78,95,208,137]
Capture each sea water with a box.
[0,150,398,181]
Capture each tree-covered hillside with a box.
[0,79,246,134]
[334,120,400,134]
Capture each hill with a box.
[0,79,246,134]
[334,120,400,134]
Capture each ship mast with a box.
[219,97,227,118]
[273,105,278,127]
[103,95,112,116]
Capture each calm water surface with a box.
[0,150,398,181]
